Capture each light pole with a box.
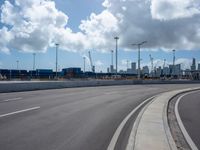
[172,49,176,77]
[111,50,114,67]
[55,43,59,79]
[114,37,119,76]
[33,53,36,70]
[83,57,86,73]
[127,60,129,70]
[16,60,19,79]
[16,60,19,70]
[132,41,147,79]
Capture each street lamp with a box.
[16,60,20,79]
[127,60,129,70]
[16,60,19,70]
[33,53,36,70]
[172,49,176,77]
[83,57,86,73]
[55,43,59,79]
[111,50,114,67]
[132,41,147,79]
[114,37,119,76]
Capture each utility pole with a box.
[149,54,154,77]
[16,60,19,70]
[132,41,147,79]
[172,49,176,77]
[163,59,166,78]
[111,50,114,67]
[83,57,86,72]
[55,43,59,79]
[33,53,36,70]
[16,60,19,79]
[114,37,119,76]
[127,60,129,70]
[163,59,166,69]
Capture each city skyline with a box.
[0,0,200,72]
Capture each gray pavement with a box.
[178,90,200,149]
[0,84,200,150]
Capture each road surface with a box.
[178,90,200,149]
[0,84,200,150]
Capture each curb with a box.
[127,87,200,150]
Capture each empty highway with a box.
[0,84,200,150]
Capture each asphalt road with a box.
[0,84,200,150]
[178,90,200,149]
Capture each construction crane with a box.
[149,54,154,74]
[88,51,95,73]
[163,59,166,69]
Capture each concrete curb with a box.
[126,96,155,150]
[127,87,200,150]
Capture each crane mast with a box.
[88,51,95,73]
[149,54,154,74]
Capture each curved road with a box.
[0,84,200,150]
[178,90,200,149]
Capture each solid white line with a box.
[175,91,199,150]
[126,98,154,150]
[0,107,40,118]
[107,96,155,150]
[2,97,22,102]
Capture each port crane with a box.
[88,51,95,73]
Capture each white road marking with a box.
[107,96,156,150]
[2,97,22,102]
[175,91,199,150]
[0,107,40,118]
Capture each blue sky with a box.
[0,0,200,72]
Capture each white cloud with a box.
[102,0,111,8]
[95,60,103,66]
[0,0,200,54]
[151,0,200,20]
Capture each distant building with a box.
[62,68,82,78]
[198,63,200,70]
[127,62,137,74]
[155,66,162,77]
[142,66,149,75]
[110,65,114,73]
[107,67,110,73]
[169,65,173,75]
[131,62,136,70]
[185,69,191,76]
[191,58,196,71]
[119,70,125,74]
[174,64,181,76]
[163,67,170,76]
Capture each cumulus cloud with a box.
[0,0,200,54]
[151,0,200,20]
[105,0,200,51]
[0,0,119,53]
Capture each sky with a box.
[0,0,200,72]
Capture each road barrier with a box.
[0,80,200,93]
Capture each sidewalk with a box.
[127,87,200,150]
